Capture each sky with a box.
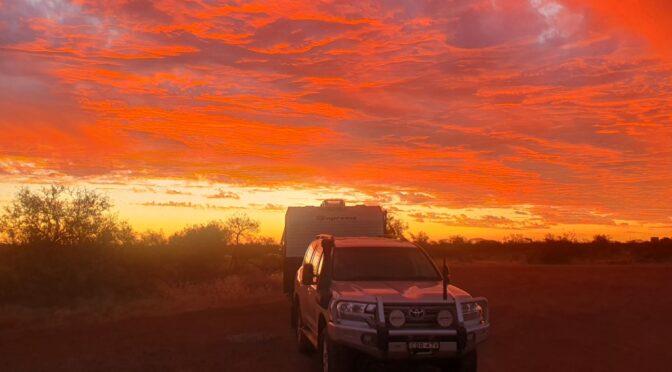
[1,0,671,242]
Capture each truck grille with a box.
[383,304,455,329]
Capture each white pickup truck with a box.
[291,235,489,372]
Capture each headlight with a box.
[388,309,405,327]
[461,301,487,323]
[437,309,454,327]
[335,301,376,321]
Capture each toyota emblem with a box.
[408,308,425,319]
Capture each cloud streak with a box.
[207,189,240,200]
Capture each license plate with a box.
[408,341,440,351]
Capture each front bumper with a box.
[327,321,489,360]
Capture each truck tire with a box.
[290,298,298,329]
[320,332,353,372]
[296,305,313,353]
[441,350,477,372]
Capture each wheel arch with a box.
[291,295,300,328]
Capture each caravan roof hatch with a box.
[321,199,346,207]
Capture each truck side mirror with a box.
[301,263,315,285]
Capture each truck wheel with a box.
[291,298,298,329]
[441,350,477,372]
[321,332,353,372]
[296,306,313,353]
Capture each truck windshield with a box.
[333,247,441,281]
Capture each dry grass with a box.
[0,271,283,330]
[2,237,671,333]
[2,264,670,371]
[424,239,672,264]
[153,272,283,313]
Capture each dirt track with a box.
[1,265,671,371]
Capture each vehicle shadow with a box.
[302,351,445,372]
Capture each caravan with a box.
[281,199,386,294]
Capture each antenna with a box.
[442,256,450,301]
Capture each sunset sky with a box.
[1,0,671,241]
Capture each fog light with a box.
[437,309,454,327]
[389,309,405,327]
[361,333,377,346]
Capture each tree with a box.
[225,213,260,245]
[138,230,168,247]
[0,185,125,246]
[544,232,578,244]
[169,221,232,248]
[592,234,612,244]
[503,234,530,244]
[410,231,431,247]
[385,213,408,240]
[447,235,467,245]
[249,236,276,245]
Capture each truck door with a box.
[297,243,315,325]
[305,244,323,333]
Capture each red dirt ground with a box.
[0,265,670,371]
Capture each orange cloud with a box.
[563,0,672,56]
[0,0,670,239]
[207,190,240,200]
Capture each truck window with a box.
[311,246,323,276]
[304,244,315,265]
[333,247,440,281]
[316,254,324,277]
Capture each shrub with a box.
[0,185,130,246]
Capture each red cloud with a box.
[563,0,672,56]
